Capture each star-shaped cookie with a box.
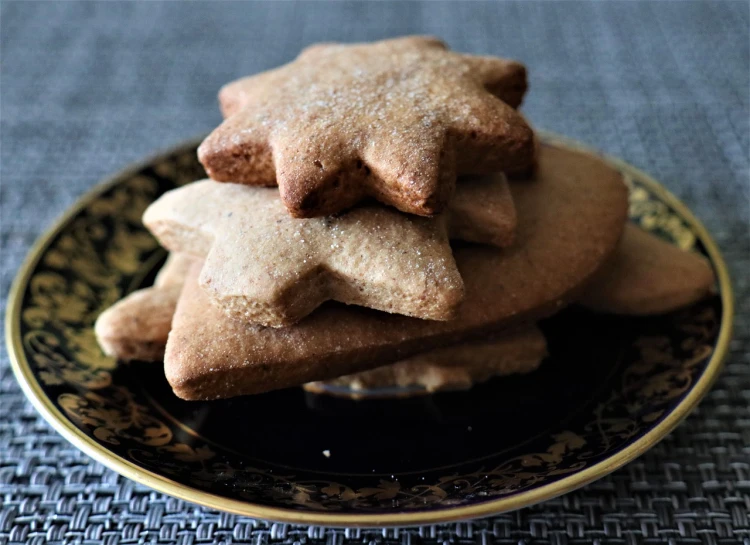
[164,145,629,400]
[198,36,535,218]
[143,181,463,328]
[142,172,516,328]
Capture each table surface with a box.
[1,1,749,544]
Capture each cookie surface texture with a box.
[198,36,535,217]
[578,223,716,314]
[144,181,465,327]
[95,255,545,394]
[142,173,515,327]
[450,172,517,247]
[164,145,628,400]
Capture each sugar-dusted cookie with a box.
[144,181,464,327]
[164,145,628,400]
[143,173,516,328]
[94,254,196,361]
[579,224,716,314]
[219,42,528,119]
[198,36,535,218]
[304,325,547,398]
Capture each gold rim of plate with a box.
[5,131,735,527]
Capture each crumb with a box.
[322,450,331,458]
[467,426,473,432]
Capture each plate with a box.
[6,132,733,527]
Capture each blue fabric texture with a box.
[1,2,748,543]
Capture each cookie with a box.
[303,325,547,398]
[506,115,540,180]
[450,172,517,248]
[164,145,628,400]
[219,43,528,118]
[143,173,516,328]
[579,224,716,314]
[93,257,545,399]
[94,254,196,361]
[144,180,464,327]
[198,36,535,218]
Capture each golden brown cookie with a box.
[94,257,545,398]
[506,115,540,180]
[143,173,516,328]
[578,224,716,314]
[303,325,547,398]
[164,145,628,400]
[450,172,517,248]
[94,253,543,364]
[144,181,464,327]
[198,36,535,218]
[94,254,196,361]
[219,44,528,117]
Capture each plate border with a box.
[6,132,734,527]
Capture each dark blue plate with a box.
[7,133,733,526]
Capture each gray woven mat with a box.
[1,1,749,543]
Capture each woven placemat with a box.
[1,2,748,543]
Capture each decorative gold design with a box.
[126,428,590,511]
[25,330,111,389]
[68,302,715,512]
[20,177,162,388]
[6,133,733,526]
[59,386,173,446]
[627,182,697,250]
[152,151,207,187]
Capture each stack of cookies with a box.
[96,37,716,401]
